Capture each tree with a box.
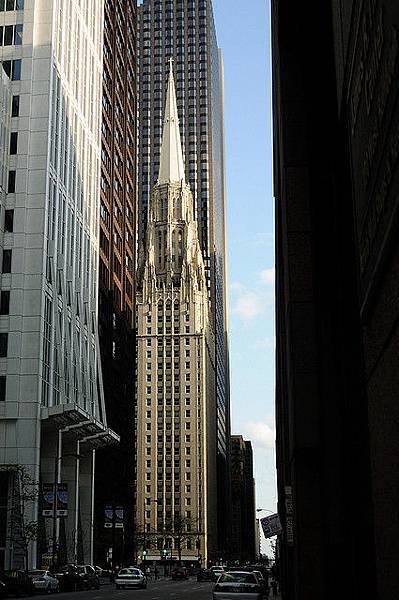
[164,515,202,564]
[5,465,40,571]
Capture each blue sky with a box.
[211,0,276,549]
[137,0,275,552]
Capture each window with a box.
[2,59,21,80]
[9,132,17,154]
[4,210,13,232]
[2,249,11,273]
[0,291,10,315]
[0,376,5,401]
[7,171,15,193]
[11,95,19,117]
[0,333,8,356]
[1,0,25,10]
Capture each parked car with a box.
[53,564,83,592]
[251,570,269,596]
[29,570,59,594]
[213,571,263,600]
[77,565,100,589]
[115,568,147,590]
[94,565,103,577]
[171,566,189,580]
[197,568,214,582]
[0,570,35,597]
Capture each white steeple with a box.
[158,59,185,184]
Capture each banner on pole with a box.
[260,513,282,538]
[42,483,54,517]
[56,483,68,517]
[115,506,124,529]
[104,505,113,528]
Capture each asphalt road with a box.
[34,579,214,600]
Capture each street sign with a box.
[260,513,282,538]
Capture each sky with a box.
[211,0,276,552]
[137,0,276,554]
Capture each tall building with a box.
[0,0,117,569]
[137,0,231,556]
[135,63,217,565]
[272,1,399,598]
[94,0,137,567]
[230,436,256,564]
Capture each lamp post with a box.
[51,452,81,568]
[143,499,160,562]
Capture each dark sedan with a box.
[0,570,35,597]
[53,564,83,592]
[171,566,189,580]
[197,568,214,582]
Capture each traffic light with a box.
[143,549,148,557]
[162,549,167,557]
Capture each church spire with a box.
[158,59,185,185]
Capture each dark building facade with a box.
[272,1,399,599]
[230,436,256,564]
[137,0,231,558]
[94,0,137,567]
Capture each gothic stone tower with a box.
[136,63,217,564]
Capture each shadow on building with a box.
[272,1,399,599]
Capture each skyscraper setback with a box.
[137,0,231,554]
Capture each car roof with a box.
[224,571,256,576]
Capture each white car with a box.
[213,571,263,600]
[29,570,59,593]
[115,567,147,590]
[210,566,226,581]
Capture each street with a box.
[34,580,214,600]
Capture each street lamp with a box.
[143,498,160,560]
[51,452,81,568]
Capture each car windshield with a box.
[77,567,85,574]
[119,569,137,575]
[219,572,257,584]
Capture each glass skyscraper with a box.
[137,0,231,556]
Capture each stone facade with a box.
[136,65,216,564]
